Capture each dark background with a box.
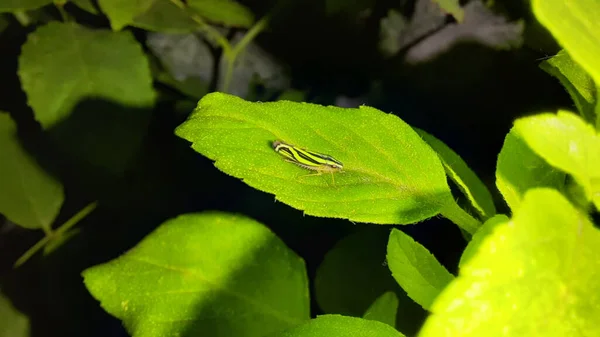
[0,0,571,336]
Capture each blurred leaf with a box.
[496,127,565,212]
[69,0,98,14]
[276,89,307,102]
[417,128,495,220]
[404,0,523,64]
[0,0,51,12]
[362,292,398,328]
[419,188,600,337]
[315,229,425,335]
[83,212,309,337]
[540,50,597,124]
[458,214,508,268]
[379,9,407,57]
[0,113,64,230]
[515,111,600,210]
[18,22,156,174]
[98,0,199,32]
[532,0,600,86]
[0,291,30,337]
[432,0,464,22]
[176,93,451,224]
[188,0,254,28]
[387,229,454,310]
[275,315,405,337]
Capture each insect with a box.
[272,140,343,184]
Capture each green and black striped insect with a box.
[272,140,343,184]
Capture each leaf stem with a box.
[439,200,481,235]
[13,201,98,268]
[13,10,31,26]
[55,2,71,22]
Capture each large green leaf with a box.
[18,22,156,174]
[314,229,425,335]
[458,214,508,269]
[417,128,495,220]
[0,113,64,230]
[362,292,398,328]
[539,50,597,124]
[419,188,600,337]
[188,0,254,27]
[495,127,565,212]
[0,291,29,337]
[83,212,309,337]
[386,229,454,310]
[175,93,451,224]
[0,0,51,12]
[275,315,405,337]
[514,111,600,210]
[532,0,600,86]
[99,0,200,32]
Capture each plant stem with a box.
[13,10,31,26]
[13,201,98,268]
[440,200,481,235]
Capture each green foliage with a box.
[98,0,199,32]
[187,0,254,27]
[83,212,309,337]
[514,111,600,210]
[175,92,452,225]
[386,229,454,310]
[0,0,52,12]
[0,291,30,337]
[417,128,495,220]
[458,214,508,268]
[275,315,405,337]
[532,0,600,86]
[419,188,600,337]
[431,0,464,22]
[18,21,156,173]
[495,127,565,212]
[362,292,399,328]
[0,113,64,230]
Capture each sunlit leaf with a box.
[275,315,405,337]
[98,0,199,32]
[387,229,454,310]
[496,127,565,211]
[362,292,398,328]
[0,113,64,230]
[458,214,508,268]
[532,0,600,86]
[417,128,495,220]
[514,111,600,210]
[175,93,451,224]
[188,0,254,27]
[539,50,597,124]
[83,212,309,337]
[419,188,600,337]
[18,22,156,174]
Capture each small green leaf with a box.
[188,0,254,28]
[315,229,425,335]
[98,0,199,32]
[18,22,156,174]
[514,111,600,210]
[276,315,405,337]
[417,128,496,220]
[83,212,309,337]
[0,113,64,230]
[458,214,508,269]
[496,127,565,211]
[432,0,464,22]
[419,188,600,337]
[533,0,600,86]
[0,0,52,12]
[176,93,451,225]
[0,291,30,337]
[69,0,99,14]
[386,229,454,310]
[539,50,597,124]
[362,292,398,328]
